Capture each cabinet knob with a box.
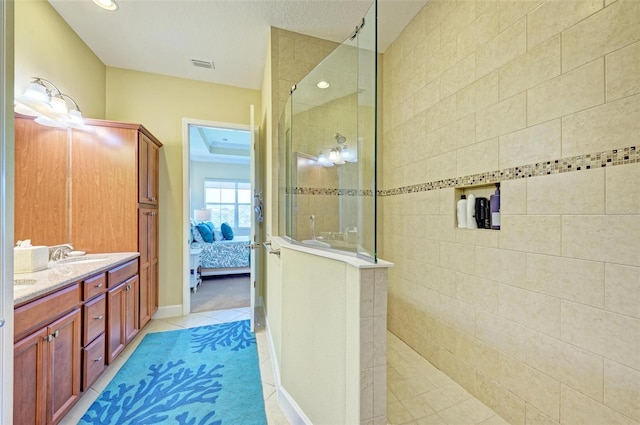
[150,197,156,202]
[53,330,59,339]
[95,283,103,288]
[94,356,103,362]
[94,315,104,320]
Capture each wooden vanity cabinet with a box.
[14,284,82,425]
[81,272,107,391]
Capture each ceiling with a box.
[48,0,428,91]
[189,125,251,164]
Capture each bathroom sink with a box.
[302,239,331,248]
[14,278,37,286]
[57,257,107,265]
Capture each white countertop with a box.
[14,252,140,305]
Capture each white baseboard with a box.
[153,304,183,319]
[264,319,311,425]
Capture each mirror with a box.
[14,114,71,247]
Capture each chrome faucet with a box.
[49,244,74,261]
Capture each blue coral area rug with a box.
[80,320,267,425]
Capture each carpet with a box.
[80,320,266,425]
[191,275,250,313]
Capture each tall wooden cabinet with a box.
[70,119,162,330]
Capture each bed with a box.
[190,236,251,277]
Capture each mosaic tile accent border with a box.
[380,145,638,197]
[288,145,638,197]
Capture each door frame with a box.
[0,0,14,422]
[181,117,256,317]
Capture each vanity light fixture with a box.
[15,78,85,129]
[316,80,330,89]
[92,0,119,11]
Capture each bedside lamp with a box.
[194,209,211,222]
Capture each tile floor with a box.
[60,307,509,425]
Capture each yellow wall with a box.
[382,1,640,424]
[14,0,106,119]
[105,67,261,308]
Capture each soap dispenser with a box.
[490,183,501,230]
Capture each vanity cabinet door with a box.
[138,133,159,206]
[138,208,158,328]
[14,327,48,425]
[106,275,139,364]
[49,309,81,425]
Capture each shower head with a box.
[335,133,346,144]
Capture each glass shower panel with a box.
[284,0,378,262]
[357,2,377,261]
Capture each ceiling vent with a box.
[190,59,215,69]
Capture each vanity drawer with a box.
[83,294,106,345]
[14,283,81,342]
[83,273,107,301]
[107,259,138,288]
[82,333,106,391]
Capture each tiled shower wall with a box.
[381,0,639,424]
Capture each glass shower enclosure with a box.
[280,1,378,262]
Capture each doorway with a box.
[181,117,259,328]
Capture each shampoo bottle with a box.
[457,195,468,228]
[490,183,501,230]
[467,194,478,229]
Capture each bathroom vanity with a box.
[13,253,140,425]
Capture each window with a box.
[204,180,251,231]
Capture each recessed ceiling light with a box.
[92,0,118,11]
[317,81,330,89]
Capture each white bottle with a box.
[467,194,478,229]
[457,195,468,228]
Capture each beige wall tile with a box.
[441,0,477,44]
[440,187,456,215]
[427,39,458,83]
[441,54,476,99]
[477,92,527,141]
[527,59,605,126]
[457,71,499,119]
[426,151,458,182]
[426,95,457,134]
[456,331,501,377]
[457,6,500,60]
[561,300,640,369]
[498,119,561,169]
[361,269,375,318]
[526,404,560,425]
[498,0,543,32]
[475,246,527,287]
[499,215,562,255]
[455,227,500,248]
[527,0,602,50]
[562,0,640,72]
[527,253,605,307]
[562,215,640,266]
[440,241,476,275]
[499,36,561,100]
[560,385,638,425]
[562,94,640,158]
[414,78,442,115]
[498,284,561,338]
[442,114,476,151]
[605,263,640,319]
[476,371,527,425]
[526,331,605,403]
[606,163,640,215]
[476,311,529,361]
[498,353,561,420]
[500,179,527,215]
[477,18,527,78]
[457,138,499,176]
[457,272,499,313]
[604,360,640,422]
[526,168,605,215]
[606,41,640,102]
